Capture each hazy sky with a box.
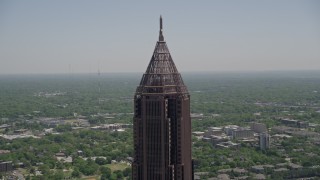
[1,0,320,74]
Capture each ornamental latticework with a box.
[136,18,188,95]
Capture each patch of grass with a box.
[80,175,99,180]
[106,163,129,172]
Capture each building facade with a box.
[259,133,270,150]
[0,161,12,173]
[132,16,193,180]
[232,129,254,139]
[250,122,267,133]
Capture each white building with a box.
[224,125,239,136]
[232,129,254,139]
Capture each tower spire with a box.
[160,15,163,30]
[159,15,164,41]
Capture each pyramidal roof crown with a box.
[136,16,188,95]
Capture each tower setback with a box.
[132,16,193,180]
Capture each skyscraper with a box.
[132,16,193,180]
[259,133,270,150]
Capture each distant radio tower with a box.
[98,68,101,94]
[97,62,102,115]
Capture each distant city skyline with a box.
[1,0,320,74]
